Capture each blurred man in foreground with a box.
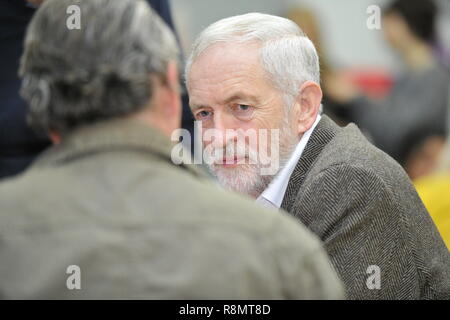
[186,13,450,299]
[325,0,449,163]
[0,0,343,299]
[0,0,193,180]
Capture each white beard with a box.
[210,163,274,197]
[206,123,299,198]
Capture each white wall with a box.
[171,0,449,73]
[171,0,288,57]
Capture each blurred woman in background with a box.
[325,0,449,164]
[415,137,450,249]
[414,91,450,249]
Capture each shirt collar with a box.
[256,115,321,208]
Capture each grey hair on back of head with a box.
[20,0,179,133]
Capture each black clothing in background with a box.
[0,0,50,179]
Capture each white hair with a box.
[185,12,320,106]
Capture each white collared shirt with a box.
[256,115,321,209]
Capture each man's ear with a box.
[160,60,182,119]
[296,81,322,134]
[158,60,182,133]
[165,60,180,96]
[130,62,182,138]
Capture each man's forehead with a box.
[188,42,266,106]
[188,70,264,108]
[189,42,261,77]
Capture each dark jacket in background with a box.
[0,0,50,179]
[281,115,450,299]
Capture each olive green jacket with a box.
[0,119,343,299]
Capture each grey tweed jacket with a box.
[281,115,450,299]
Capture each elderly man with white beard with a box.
[0,1,346,299]
[185,13,450,299]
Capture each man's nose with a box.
[209,111,238,149]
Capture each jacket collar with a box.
[280,115,339,211]
[31,118,206,178]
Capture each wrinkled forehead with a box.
[188,41,264,83]
[187,42,270,106]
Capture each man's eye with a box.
[237,104,251,111]
[196,110,211,119]
[231,104,254,119]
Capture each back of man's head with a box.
[20,0,180,135]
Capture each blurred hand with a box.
[323,72,361,104]
[27,0,46,6]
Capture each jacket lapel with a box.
[280,115,339,212]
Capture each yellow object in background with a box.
[415,174,450,250]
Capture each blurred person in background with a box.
[398,126,446,180]
[286,7,352,126]
[414,107,450,249]
[415,166,450,249]
[0,0,344,299]
[0,0,194,180]
[325,0,449,163]
[434,0,450,69]
[186,12,450,299]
